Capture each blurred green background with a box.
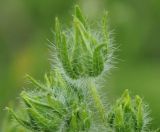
[0,0,160,128]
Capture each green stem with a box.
[88,80,107,125]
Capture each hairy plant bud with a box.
[54,5,109,79]
[7,69,91,132]
[108,89,151,132]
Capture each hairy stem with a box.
[88,80,107,125]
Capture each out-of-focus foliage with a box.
[0,0,160,129]
[2,109,29,132]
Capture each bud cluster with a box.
[7,70,91,132]
[108,90,151,132]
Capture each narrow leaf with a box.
[75,5,87,28]
[92,44,105,76]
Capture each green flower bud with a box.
[108,89,151,132]
[54,5,110,79]
[7,69,91,132]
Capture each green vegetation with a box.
[108,90,150,132]
[3,5,159,132]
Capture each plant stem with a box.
[88,80,107,125]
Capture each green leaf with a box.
[6,107,33,130]
[21,92,63,117]
[135,95,143,131]
[27,108,59,131]
[26,74,46,90]
[75,5,87,28]
[70,113,78,131]
[55,17,62,50]
[73,17,90,52]
[102,11,108,42]
[92,44,105,76]
[114,105,124,129]
[60,33,75,78]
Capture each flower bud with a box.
[8,70,91,131]
[108,89,150,131]
[54,5,109,79]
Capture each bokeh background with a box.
[0,0,160,128]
